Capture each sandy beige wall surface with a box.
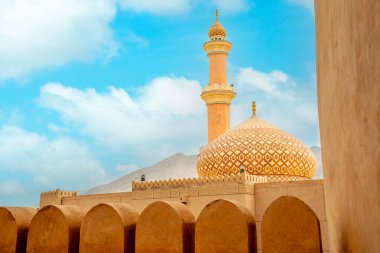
[0,207,36,253]
[315,0,380,252]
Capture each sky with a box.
[0,0,317,206]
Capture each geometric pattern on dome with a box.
[208,21,226,38]
[197,127,317,182]
[208,10,226,38]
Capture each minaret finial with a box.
[216,9,219,21]
[252,101,256,116]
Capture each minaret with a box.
[201,10,236,142]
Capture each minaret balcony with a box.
[201,83,236,105]
[203,40,232,55]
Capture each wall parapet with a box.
[132,173,267,191]
[39,174,268,207]
[40,189,79,207]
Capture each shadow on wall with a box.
[0,197,322,253]
[262,196,322,253]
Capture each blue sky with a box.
[0,0,316,206]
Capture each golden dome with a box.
[208,10,227,39]
[197,102,317,182]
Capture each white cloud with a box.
[37,70,319,162]
[0,180,23,195]
[0,0,252,80]
[212,0,250,14]
[0,125,107,191]
[118,0,191,15]
[235,67,294,98]
[139,76,204,116]
[38,76,206,164]
[48,123,68,133]
[232,67,319,146]
[126,32,150,48]
[0,0,118,80]
[288,0,314,12]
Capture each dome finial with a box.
[252,101,256,116]
[208,9,227,38]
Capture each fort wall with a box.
[1,183,329,253]
[254,180,328,253]
[36,176,329,252]
[43,173,265,217]
[40,189,78,207]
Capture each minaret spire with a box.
[201,11,236,142]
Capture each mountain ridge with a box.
[88,147,323,194]
[88,153,198,194]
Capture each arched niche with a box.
[26,205,85,253]
[135,201,195,253]
[79,203,139,253]
[0,207,36,253]
[261,196,322,253]
[195,199,256,253]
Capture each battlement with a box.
[40,189,79,197]
[40,189,79,207]
[38,174,267,209]
[132,173,267,191]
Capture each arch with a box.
[261,196,322,253]
[0,207,36,253]
[195,199,256,253]
[26,205,85,253]
[79,203,139,253]
[135,201,196,253]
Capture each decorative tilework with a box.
[197,116,317,182]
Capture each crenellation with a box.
[131,173,266,192]
[38,174,266,208]
[40,189,79,207]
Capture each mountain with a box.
[88,147,323,194]
[87,153,198,194]
[311,146,323,179]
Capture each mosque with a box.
[1,3,379,253]
[198,13,316,183]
